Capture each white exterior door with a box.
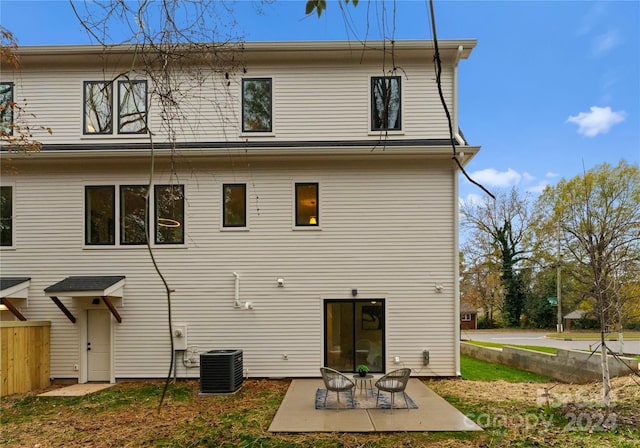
[87,309,110,382]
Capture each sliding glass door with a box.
[324,299,385,373]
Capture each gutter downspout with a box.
[453,45,464,377]
[232,272,253,310]
[453,45,466,147]
[233,272,241,308]
[454,161,462,378]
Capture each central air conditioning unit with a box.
[200,349,243,394]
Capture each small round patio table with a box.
[352,374,374,397]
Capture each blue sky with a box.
[1,0,639,203]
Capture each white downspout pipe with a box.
[453,45,466,147]
[453,46,463,377]
[232,272,253,310]
[233,272,240,308]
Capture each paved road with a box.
[461,330,640,355]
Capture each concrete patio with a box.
[269,378,482,432]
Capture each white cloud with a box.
[567,106,626,137]
[592,30,621,55]
[459,193,485,208]
[546,172,559,178]
[526,181,551,195]
[522,172,535,182]
[469,168,522,187]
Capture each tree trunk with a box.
[600,336,611,408]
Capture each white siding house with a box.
[0,40,479,383]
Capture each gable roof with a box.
[44,276,125,296]
[460,302,478,314]
[0,277,31,299]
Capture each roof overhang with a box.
[0,277,31,299]
[2,140,481,164]
[44,276,125,323]
[12,39,477,67]
[0,277,31,321]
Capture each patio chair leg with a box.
[375,390,380,407]
[402,391,409,409]
[350,390,354,408]
[324,390,328,407]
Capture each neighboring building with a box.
[0,40,478,383]
[459,302,478,330]
[563,309,588,331]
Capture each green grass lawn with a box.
[460,354,553,382]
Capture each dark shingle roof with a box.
[44,276,125,294]
[0,277,31,292]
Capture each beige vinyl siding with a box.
[1,155,458,378]
[4,62,454,145]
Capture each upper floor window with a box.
[155,184,184,244]
[118,80,148,134]
[84,81,113,134]
[242,78,272,132]
[371,76,401,131]
[0,186,13,246]
[295,183,319,227]
[84,80,147,135]
[223,184,246,227]
[1,82,14,136]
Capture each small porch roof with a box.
[44,275,125,297]
[44,276,125,324]
[1,277,31,298]
[0,277,31,321]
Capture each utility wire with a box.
[427,0,495,200]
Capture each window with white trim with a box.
[242,78,272,132]
[295,183,319,227]
[371,76,401,131]
[84,80,147,135]
[85,184,184,246]
[223,184,247,227]
[155,184,184,244]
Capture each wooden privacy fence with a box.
[1,321,51,396]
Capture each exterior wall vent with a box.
[200,349,243,393]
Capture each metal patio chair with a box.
[375,368,411,409]
[320,367,355,408]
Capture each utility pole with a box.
[556,222,563,332]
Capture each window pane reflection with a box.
[155,184,184,244]
[120,185,148,245]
